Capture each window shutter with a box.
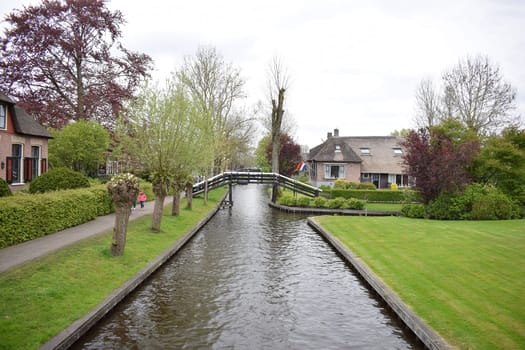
[41,158,47,174]
[6,157,13,184]
[24,157,33,182]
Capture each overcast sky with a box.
[2,0,524,148]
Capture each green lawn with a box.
[314,216,525,350]
[364,202,403,211]
[0,189,225,350]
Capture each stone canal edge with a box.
[307,216,452,350]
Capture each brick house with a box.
[307,129,410,188]
[0,92,52,190]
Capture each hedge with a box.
[0,186,114,248]
[328,189,417,202]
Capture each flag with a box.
[295,161,307,172]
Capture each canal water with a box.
[73,185,421,349]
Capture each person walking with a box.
[138,191,147,209]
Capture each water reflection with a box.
[74,185,421,349]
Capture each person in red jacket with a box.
[138,191,147,209]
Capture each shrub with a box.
[297,175,310,184]
[346,181,360,189]
[0,178,12,197]
[401,203,426,218]
[469,185,518,220]
[341,198,365,210]
[296,196,311,207]
[319,185,331,192]
[312,196,327,208]
[426,194,462,220]
[327,197,345,209]
[333,179,348,189]
[278,193,297,207]
[357,182,376,190]
[29,167,90,193]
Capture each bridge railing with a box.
[192,171,321,199]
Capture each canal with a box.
[73,185,422,349]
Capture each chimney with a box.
[327,132,333,138]
[334,128,339,137]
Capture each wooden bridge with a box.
[192,171,322,205]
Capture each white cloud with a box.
[1,0,524,147]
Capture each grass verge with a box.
[0,188,226,350]
[314,216,525,350]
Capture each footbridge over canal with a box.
[192,171,322,205]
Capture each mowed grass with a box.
[314,216,525,350]
[0,188,225,350]
[364,202,403,212]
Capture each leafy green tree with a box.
[255,135,271,172]
[116,79,208,231]
[473,127,525,204]
[49,120,110,176]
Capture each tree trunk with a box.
[172,187,181,216]
[111,204,131,256]
[151,182,167,233]
[271,137,280,174]
[186,183,193,209]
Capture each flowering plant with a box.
[107,173,140,204]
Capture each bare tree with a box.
[267,57,290,174]
[442,55,518,135]
[413,55,519,136]
[414,78,441,129]
[177,46,253,174]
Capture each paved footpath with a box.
[0,199,172,274]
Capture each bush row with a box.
[0,186,114,248]
[327,189,417,202]
[278,193,365,210]
[401,183,522,220]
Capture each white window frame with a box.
[31,145,41,177]
[388,174,396,184]
[0,104,6,130]
[360,148,370,155]
[11,143,23,184]
[324,163,345,179]
[393,148,403,156]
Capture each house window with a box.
[0,104,6,129]
[10,144,22,183]
[388,174,396,184]
[31,145,40,178]
[335,145,341,152]
[393,148,403,156]
[360,148,370,155]
[324,164,344,179]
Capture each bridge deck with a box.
[192,171,321,199]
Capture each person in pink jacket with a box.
[138,191,147,209]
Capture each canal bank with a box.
[71,186,424,349]
[41,186,447,349]
[40,193,227,350]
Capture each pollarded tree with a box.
[0,0,153,128]
[116,79,206,232]
[48,120,110,176]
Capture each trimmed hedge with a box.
[328,189,415,202]
[0,186,114,248]
[29,167,90,193]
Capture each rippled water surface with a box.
[74,185,421,349]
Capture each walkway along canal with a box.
[72,185,423,349]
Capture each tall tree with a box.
[48,120,110,176]
[265,133,301,177]
[0,0,153,128]
[116,79,204,232]
[402,127,479,204]
[177,46,252,174]
[267,57,289,174]
[413,55,519,136]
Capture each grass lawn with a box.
[364,202,403,212]
[0,188,225,350]
[314,216,525,350]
